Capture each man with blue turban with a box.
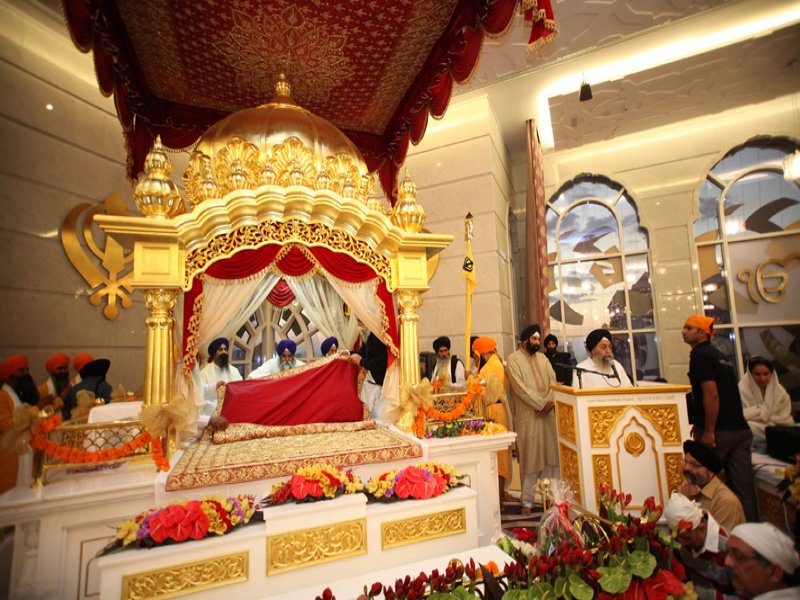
[320,337,339,357]
[200,337,242,413]
[249,339,301,378]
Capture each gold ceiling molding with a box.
[381,507,467,550]
[266,518,366,574]
[61,192,135,320]
[121,550,248,600]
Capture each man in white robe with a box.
[575,328,632,388]
[249,339,301,378]
[506,324,559,515]
[200,337,242,415]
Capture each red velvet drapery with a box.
[266,279,295,308]
[182,243,399,369]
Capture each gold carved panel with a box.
[121,551,248,600]
[636,405,681,446]
[559,443,582,505]
[588,407,625,448]
[592,454,612,508]
[267,518,366,574]
[757,487,797,534]
[555,401,576,444]
[382,507,466,549]
[663,452,684,495]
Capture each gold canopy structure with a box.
[95,77,452,420]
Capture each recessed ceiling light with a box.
[46,104,54,111]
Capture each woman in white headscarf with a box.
[738,356,794,440]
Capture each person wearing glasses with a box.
[725,522,800,599]
[738,356,794,440]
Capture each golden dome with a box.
[182,74,375,208]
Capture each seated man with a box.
[680,439,745,532]
[725,522,800,599]
[248,339,300,378]
[38,353,71,413]
[64,358,112,420]
[200,337,242,416]
[428,336,467,388]
[575,328,632,388]
[664,492,735,600]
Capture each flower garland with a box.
[413,381,483,438]
[29,414,170,471]
[265,464,363,506]
[99,494,258,555]
[424,419,508,439]
[365,462,463,502]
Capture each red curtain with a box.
[266,279,295,307]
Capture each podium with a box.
[551,383,691,513]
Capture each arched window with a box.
[693,137,799,399]
[546,174,659,382]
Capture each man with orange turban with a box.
[72,353,93,386]
[0,355,37,492]
[506,324,559,516]
[38,353,71,413]
[682,314,757,521]
[474,336,512,510]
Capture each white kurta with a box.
[739,370,794,439]
[505,350,559,475]
[574,358,632,388]
[248,357,300,379]
[200,362,243,414]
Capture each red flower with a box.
[395,466,438,499]
[321,470,341,489]
[512,527,537,543]
[641,570,685,600]
[669,556,687,581]
[291,475,324,499]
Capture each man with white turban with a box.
[664,492,735,599]
[574,328,632,388]
[725,523,800,599]
[249,339,301,378]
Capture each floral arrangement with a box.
[264,464,364,505]
[365,463,463,502]
[99,494,258,555]
[777,452,800,502]
[424,419,507,439]
[28,413,170,471]
[317,485,694,599]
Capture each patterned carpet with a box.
[501,493,543,534]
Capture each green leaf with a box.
[497,536,517,557]
[528,581,555,599]
[450,588,478,600]
[597,566,632,594]
[502,590,527,600]
[567,573,594,600]
[554,576,567,598]
[628,549,657,579]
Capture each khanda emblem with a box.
[61,193,134,320]
[462,257,474,273]
[737,253,799,304]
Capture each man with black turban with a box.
[249,339,301,378]
[427,336,466,388]
[506,324,559,515]
[200,337,242,412]
[543,334,573,385]
[575,328,632,388]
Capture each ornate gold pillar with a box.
[143,288,178,407]
[397,289,423,386]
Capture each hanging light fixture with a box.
[783,149,800,182]
[579,79,593,102]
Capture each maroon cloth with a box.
[220,359,364,426]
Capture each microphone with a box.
[610,362,620,381]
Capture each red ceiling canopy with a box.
[62,0,555,201]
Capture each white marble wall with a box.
[521,93,800,384]
[403,96,519,362]
[0,3,147,391]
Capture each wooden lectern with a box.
[551,383,691,513]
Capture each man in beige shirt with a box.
[681,439,746,532]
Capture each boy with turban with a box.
[682,314,757,521]
[506,325,559,515]
[249,339,301,378]
[320,337,339,357]
[543,333,573,385]
[574,328,632,388]
[725,522,800,598]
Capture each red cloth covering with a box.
[220,359,364,426]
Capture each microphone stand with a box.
[552,363,618,389]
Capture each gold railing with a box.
[423,389,485,435]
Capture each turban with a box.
[320,337,338,355]
[544,334,558,346]
[473,336,496,354]
[277,339,297,356]
[433,336,451,352]
[664,492,703,530]
[730,522,800,575]
[73,353,93,374]
[1,355,29,380]
[207,338,228,359]
[519,324,541,341]
[585,329,612,352]
[683,440,723,473]
[80,358,110,378]
[684,315,715,338]
[45,353,70,373]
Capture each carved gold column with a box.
[397,289,423,386]
[143,289,178,407]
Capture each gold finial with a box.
[133,136,184,218]
[198,156,219,202]
[390,169,426,232]
[464,212,474,241]
[271,73,295,105]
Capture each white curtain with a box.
[286,275,359,349]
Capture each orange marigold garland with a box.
[30,414,169,471]
[414,381,484,438]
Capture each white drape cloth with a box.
[738,370,794,439]
[286,275,359,350]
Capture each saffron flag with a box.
[462,214,477,372]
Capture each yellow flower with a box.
[117,520,140,546]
